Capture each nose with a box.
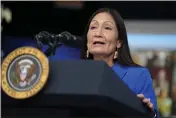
[94,28,103,38]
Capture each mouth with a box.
[93,41,105,45]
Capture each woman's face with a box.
[87,12,121,57]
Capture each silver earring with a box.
[86,50,89,58]
[114,50,118,59]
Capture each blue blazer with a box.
[112,62,159,117]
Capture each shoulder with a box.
[127,66,152,80]
[118,65,153,93]
[113,63,152,81]
[126,65,153,85]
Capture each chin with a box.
[90,51,107,56]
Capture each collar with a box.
[112,62,128,80]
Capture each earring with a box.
[114,50,118,59]
[86,50,89,58]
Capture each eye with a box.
[105,27,112,30]
[90,26,97,30]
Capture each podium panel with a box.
[2,60,152,118]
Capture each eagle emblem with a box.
[13,59,36,87]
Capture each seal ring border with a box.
[1,46,49,99]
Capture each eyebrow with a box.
[91,20,114,25]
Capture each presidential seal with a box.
[1,47,49,99]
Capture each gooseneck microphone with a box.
[35,31,84,56]
[56,31,83,48]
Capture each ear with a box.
[116,40,122,49]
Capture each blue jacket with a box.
[112,62,159,118]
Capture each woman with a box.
[80,8,159,118]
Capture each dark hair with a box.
[80,8,139,66]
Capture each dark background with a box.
[2,1,176,37]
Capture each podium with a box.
[2,60,152,118]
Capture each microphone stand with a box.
[44,38,62,57]
[35,32,62,57]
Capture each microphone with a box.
[35,31,84,48]
[56,31,84,48]
[35,31,84,56]
[35,31,56,45]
